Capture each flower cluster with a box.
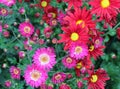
[1,0,120,89]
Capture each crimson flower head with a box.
[63,0,82,10]
[36,0,50,11]
[84,68,110,89]
[59,23,89,50]
[42,6,58,24]
[89,0,120,26]
[64,7,95,31]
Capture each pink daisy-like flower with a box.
[51,72,66,84]
[0,0,16,7]
[62,56,76,69]
[19,22,34,37]
[0,8,8,16]
[9,66,21,79]
[24,64,48,88]
[69,43,88,59]
[33,47,56,71]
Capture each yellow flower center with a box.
[76,62,82,69]
[24,26,31,33]
[1,9,7,15]
[70,32,79,41]
[75,46,82,54]
[101,0,110,8]
[90,74,98,83]
[13,69,19,75]
[76,20,85,28]
[55,74,62,80]
[89,45,94,51]
[39,54,50,65]
[66,57,72,63]
[7,0,11,2]
[41,1,48,7]
[30,70,41,81]
[51,13,56,18]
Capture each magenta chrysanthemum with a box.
[33,47,56,71]
[51,72,66,84]
[69,43,88,59]
[19,22,34,37]
[24,64,48,88]
[9,66,21,79]
[62,56,76,69]
[0,0,16,7]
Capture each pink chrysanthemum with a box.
[19,22,34,37]
[69,43,88,59]
[0,0,16,7]
[51,72,66,84]
[24,64,48,88]
[33,47,56,71]
[9,66,21,79]
[62,56,76,69]
[0,8,8,16]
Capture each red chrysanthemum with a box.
[63,0,82,10]
[64,8,95,31]
[36,0,50,11]
[42,6,58,24]
[88,44,105,60]
[89,0,120,26]
[59,24,89,50]
[75,58,92,77]
[84,68,110,89]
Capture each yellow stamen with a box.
[89,45,94,51]
[101,0,110,8]
[55,74,61,80]
[13,69,19,75]
[1,9,7,14]
[90,74,98,83]
[24,26,31,33]
[75,46,82,54]
[31,71,41,81]
[41,1,48,8]
[39,54,50,65]
[76,62,82,69]
[70,32,79,41]
[76,20,85,28]
[66,57,72,63]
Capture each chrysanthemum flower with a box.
[69,43,88,59]
[9,66,21,79]
[36,0,50,11]
[84,68,110,89]
[92,37,103,48]
[24,64,48,88]
[75,58,92,77]
[88,44,105,60]
[19,22,34,37]
[62,56,76,69]
[0,8,8,16]
[33,47,56,71]
[51,72,66,84]
[89,0,120,25]
[63,0,82,10]
[42,6,58,24]
[64,8,95,31]
[59,83,71,89]
[59,24,89,50]
[0,0,16,7]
